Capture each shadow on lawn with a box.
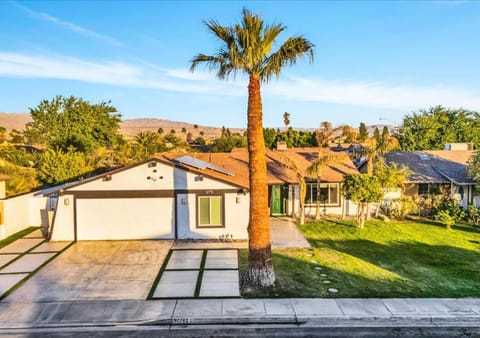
[309,238,480,288]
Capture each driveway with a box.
[3,240,173,302]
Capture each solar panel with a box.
[175,155,235,176]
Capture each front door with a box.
[271,185,284,215]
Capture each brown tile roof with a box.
[157,147,359,188]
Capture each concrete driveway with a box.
[3,240,173,302]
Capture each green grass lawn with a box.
[0,227,39,249]
[240,219,480,298]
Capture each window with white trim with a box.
[305,183,340,206]
[197,195,224,227]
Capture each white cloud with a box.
[12,2,123,47]
[0,52,244,96]
[265,76,480,111]
[0,51,478,112]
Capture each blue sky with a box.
[1,1,479,128]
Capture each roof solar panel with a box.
[175,155,235,176]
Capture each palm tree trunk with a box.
[246,75,275,287]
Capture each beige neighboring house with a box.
[384,144,479,209]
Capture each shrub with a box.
[435,210,455,230]
[434,197,465,222]
[465,205,480,226]
[380,197,418,220]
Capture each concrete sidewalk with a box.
[0,297,479,331]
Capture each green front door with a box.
[271,185,284,215]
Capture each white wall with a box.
[1,192,47,239]
[289,184,357,218]
[69,161,236,192]
[176,192,249,240]
[49,194,75,241]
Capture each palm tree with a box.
[191,8,314,287]
[305,153,340,220]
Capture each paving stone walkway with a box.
[0,229,72,300]
[151,249,240,299]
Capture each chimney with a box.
[276,141,287,151]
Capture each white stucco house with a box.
[45,155,250,241]
[4,147,359,242]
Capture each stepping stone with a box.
[204,250,238,269]
[0,254,19,268]
[314,267,322,270]
[153,270,198,298]
[0,273,29,296]
[199,270,240,297]
[328,288,338,293]
[166,250,203,270]
[0,238,44,254]
[323,280,331,284]
[0,253,56,273]
[320,273,327,277]
[31,242,71,253]
[311,260,318,264]
[23,229,44,238]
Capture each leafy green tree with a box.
[343,174,383,228]
[25,96,122,153]
[0,145,38,167]
[10,129,24,144]
[373,157,410,217]
[191,8,314,287]
[212,133,247,152]
[133,131,164,160]
[37,147,91,185]
[358,122,368,142]
[0,126,7,143]
[373,127,381,145]
[398,106,480,150]
[467,151,480,190]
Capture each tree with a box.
[283,112,290,130]
[343,174,383,228]
[316,121,333,147]
[342,125,356,143]
[280,155,307,225]
[373,127,381,146]
[133,131,164,160]
[373,157,411,217]
[358,122,368,142]
[191,8,314,287]
[157,128,164,135]
[468,151,480,190]
[10,129,24,144]
[25,96,122,153]
[37,147,91,185]
[398,106,480,150]
[305,153,341,220]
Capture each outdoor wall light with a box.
[236,197,241,204]
[148,161,157,168]
[64,198,70,206]
[102,174,112,182]
[195,175,204,182]
[181,198,187,205]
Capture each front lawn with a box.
[240,219,480,298]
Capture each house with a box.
[383,148,478,208]
[40,147,359,241]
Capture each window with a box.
[197,195,224,227]
[305,183,340,206]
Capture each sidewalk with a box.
[0,297,479,330]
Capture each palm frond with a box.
[262,36,314,82]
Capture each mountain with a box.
[0,113,32,130]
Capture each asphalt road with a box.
[2,324,480,337]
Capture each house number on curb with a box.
[173,317,191,324]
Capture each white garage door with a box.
[76,198,175,240]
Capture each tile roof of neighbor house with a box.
[158,147,359,188]
[41,148,359,195]
[384,150,476,185]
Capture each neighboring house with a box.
[384,147,478,209]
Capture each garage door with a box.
[76,198,175,240]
